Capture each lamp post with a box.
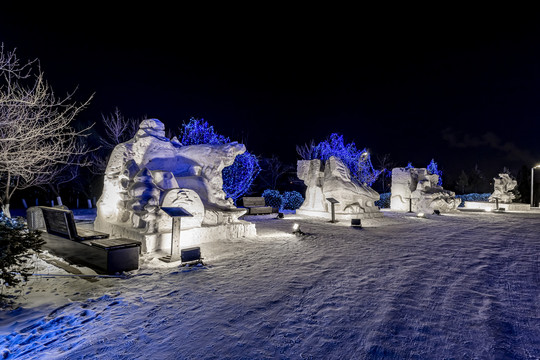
[531,165,540,207]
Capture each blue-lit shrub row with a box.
[375,192,391,208]
[454,193,491,207]
[262,189,304,210]
[375,192,490,209]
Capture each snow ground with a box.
[1,209,540,359]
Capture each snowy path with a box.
[1,211,540,359]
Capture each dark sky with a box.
[2,9,539,181]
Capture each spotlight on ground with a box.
[417,212,426,218]
[292,223,305,236]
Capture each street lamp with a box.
[531,165,540,207]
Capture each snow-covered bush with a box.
[281,191,304,210]
[375,192,391,208]
[455,193,491,207]
[262,189,282,209]
[0,212,44,305]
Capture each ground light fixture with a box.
[417,212,426,218]
[292,223,305,236]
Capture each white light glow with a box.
[292,223,299,231]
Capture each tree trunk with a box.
[1,203,11,218]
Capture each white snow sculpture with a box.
[297,159,326,212]
[95,118,255,253]
[390,167,461,213]
[489,173,517,203]
[296,156,381,220]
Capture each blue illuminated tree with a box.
[427,159,443,186]
[298,133,381,186]
[179,118,260,201]
[180,118,229,146]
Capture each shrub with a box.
[0,213,44,305]
[262,189,283,209]
[455,193,491,207]
[375,192,391,208]
[282,191,304,210]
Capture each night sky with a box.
[2,10,539,182]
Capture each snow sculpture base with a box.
[296,208,383,221]
[94,217,256,254]
[463,201,531,212]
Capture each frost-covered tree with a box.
[456,170,469,194]
[375,153,395,193]
[0,212,44,305]
[297,133,382,186]
[178,118,260,201]
[258,155,293,190]
[100,107,139,150]
[0,44,92,216]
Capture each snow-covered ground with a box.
[2,209,540,359]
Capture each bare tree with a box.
[376,153,395,193]
[296,139,316,160]
[100,107,139,150]
[259,155,293,190]
[0,44,93,216]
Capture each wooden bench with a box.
[38,206,140,274]
[239,197,273,215]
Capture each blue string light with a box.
[179,118,260,201]
[307,133,382,186]
[427,159,443,186]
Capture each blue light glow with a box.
[304,133,382,186]
[179,118,260,201]
[427,159,443,186]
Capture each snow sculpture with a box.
[296,156,381,220]
[297,159,325,212]
[489,173,517,203]
[95,119,255,253]
[390,167,461,213]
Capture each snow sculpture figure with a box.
[297,159,326,212]
[390,167,461,213]
[94,119,255,253]
[323,157,380,215]
[489,173,517,203]
[296,156,381,220]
